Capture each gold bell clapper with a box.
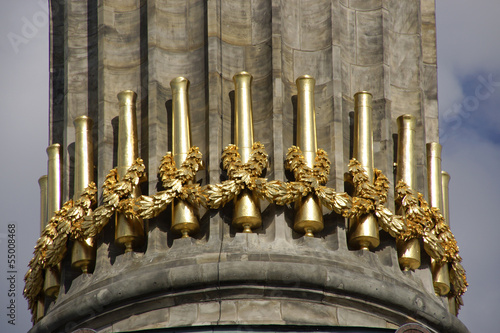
[348,92,380,250]
[232,71,262,233]
[71,116,96,273]
[170,77,200,238]
[426,142,450,296]
[395,114,421,270]
[115,91,145,252]
[293,75,323,237]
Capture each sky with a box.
[0,1,499,332]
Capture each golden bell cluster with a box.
[26,72,467,322]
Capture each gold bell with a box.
[71,238,95,273]
[172,198,200,238]
[396,238,421,271]
[43,264,60,298]
[294,194,324,237]
[348,214,380,250]
[432,259,451,296]
[233,189,262,233]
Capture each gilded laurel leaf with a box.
[176,147,203,184]
[222,142,268,183]
[395,180,429,240]
[82,159,145,238]
[247,142,269,177]
[450,260,468,297]
[159,152,177,185]
[373,169,389,204]
[285,146,310,181]
[374,205,407,239]
[313,149,330,185]
[315,186,352,216]
[103,168,118,196]
[422,229,446,262]
[132,191,176,219]
[200,180,240,209]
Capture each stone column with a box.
[62,0,91,201]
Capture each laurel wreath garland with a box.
[394,180,467,301]
[345,159,407,239]
[24,143,467,321]
[348,161,467,304]
[24,159,145,321]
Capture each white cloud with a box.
[436,0,500,77]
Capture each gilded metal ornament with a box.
[38,175,48,233]
[293,75,324,237]
[232,72,262,233]
[115,90,145,252]
[427,142,450,296]
[170,77,200,238]
[348,92,380,250]
[395,114,421,270]
[24,79,468,321]
[25,139,468,318]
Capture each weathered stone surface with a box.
[356,9,383,65]
[293,48,333,85]
[169,304,198,327]
[390,0,420,34]
[337,307,387,328]
[389,33,421,89]
[282,301,338,325]
[237,300,282,324]
[350,0,382,11]
[351,64,384,99]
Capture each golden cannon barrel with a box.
[71,116,96,273]
[170,77,200,238]
[293,75,323,237]
[115,90,144,252]
[395,115,421,270]
[43,144,62,298]
[232,71,262,233]
[348,92,380,250]
[427,142,450,296]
